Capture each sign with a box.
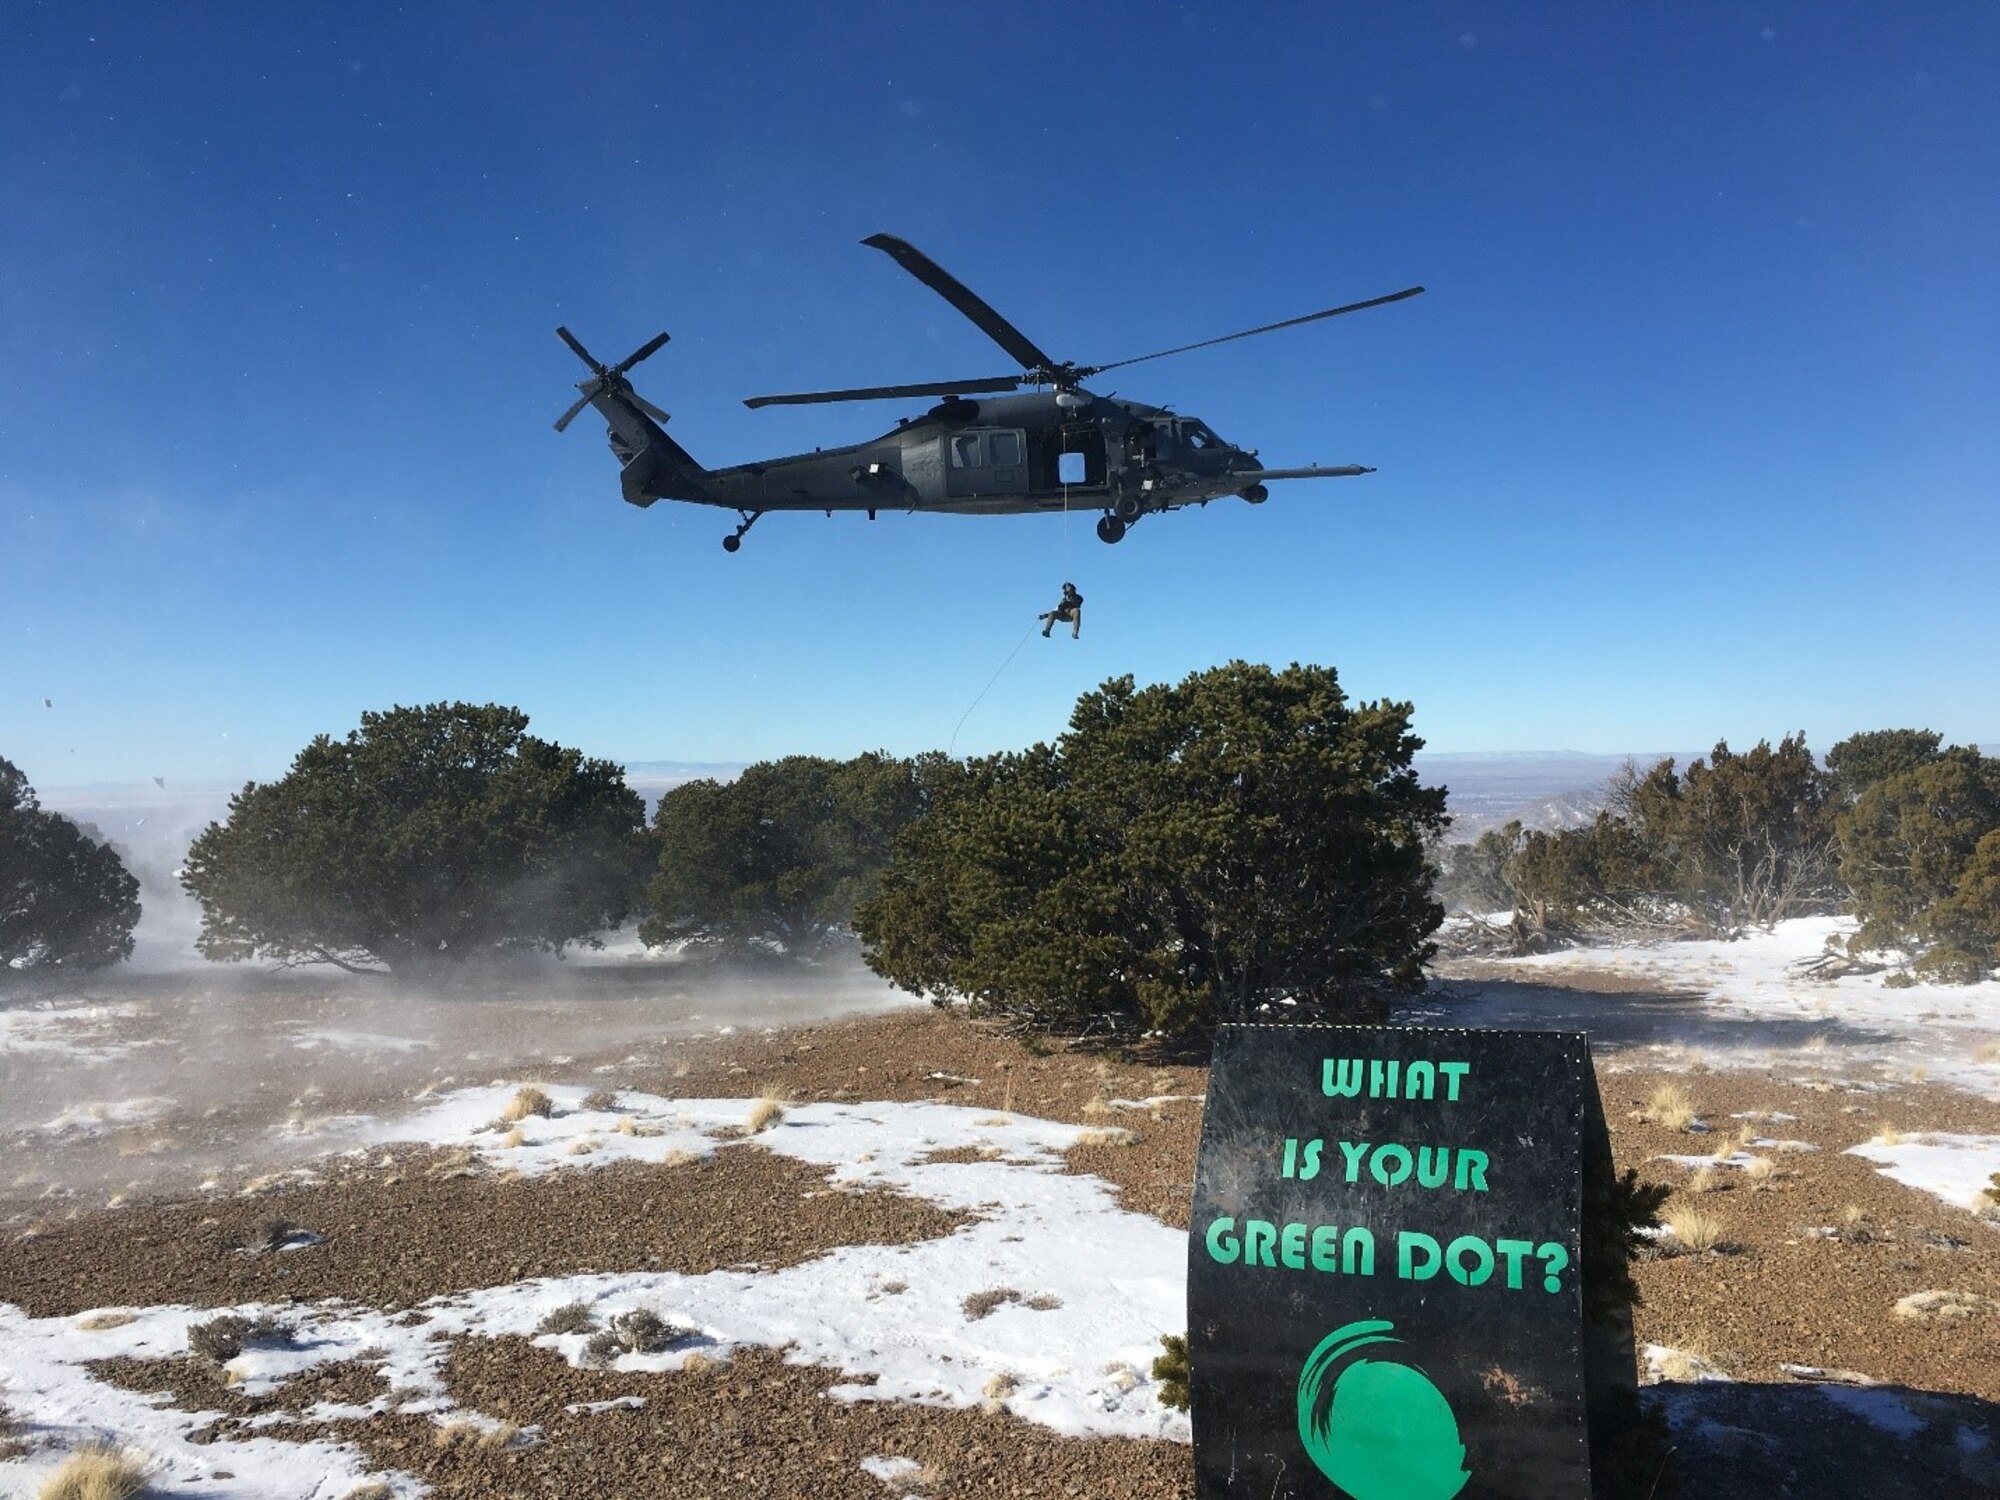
[1188,1025,1602,1499]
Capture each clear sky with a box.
[4,2,1996,788]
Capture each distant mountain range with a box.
[1412,750,1697,841]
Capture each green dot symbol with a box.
[1296,1320,1470,1500]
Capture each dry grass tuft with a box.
[680,1351,714,1376]
[1740,1156,1779,1188]
[567,1137,598,1157]
[962,1287,1022,1321]
[1871,1123,1905,1147]
[1661,1204,1722,1255]
[1640,1082,1698,1132]
[339,1485,394,1500]
[476,1422,519,1450]
[499,1128,525,1150]
[1074,1128,1137,1148]
[424,1146,477,1181]
[433,1420,481,1450]
[1080,1096,1117,1123]
[660,1148,699,1168]
[535,1301,596,1336]
[1025,1292,1063,1311]
[500,1086,554,1124]
[1893,1289,1998,1323]
[982,1371,1019,1402]
[1974,1039,2000,1065]
[76,1311,137,1331]
[1101,1362,1139,1394]
[580,1088,619,1112]
[1684,1167,1721,1195]
[614,1115,639,1136]
[36,1441,152,1500]
[744,1094,785,1134]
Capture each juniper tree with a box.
[181,704,648,977]
[856,662,1447,1035]
[0,756,141,976]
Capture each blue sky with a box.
[4,2,1996,788]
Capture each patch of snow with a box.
[39,1097,175,1136]
[1818,1384,1928,1438]
[0,1092,1190,1491]
[563,1396,646,1415]
[1844,1134,2000,1214]
[1642,1343,1731,1383]
[861,1454,923,1482]
[290,1029,434,1053]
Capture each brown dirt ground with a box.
[8,1003,2000,1497]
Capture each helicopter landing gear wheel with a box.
[1096,514,1127,545]
[1112,493,1145,524]
[722,535,741,553]
[723,509,763,552]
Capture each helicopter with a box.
[555,234,1421,552]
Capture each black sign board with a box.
[1188,1025,1600,1499]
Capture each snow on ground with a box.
[0,1090,1189,1498]
[289,1029,435,1053]
[1433,917,2000,1100]
[0,1001,147,1063]
[1845,1133,2000,1216]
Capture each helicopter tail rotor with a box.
[553,327,672,432]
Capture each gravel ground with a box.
[7,994,2000,1496]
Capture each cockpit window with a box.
[1181,421,1217,450]
[949,433,982,468]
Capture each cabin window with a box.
[1152,420,1178,459]
[987,430,1022,467]
[950,433,983,467]
[1058,450,1087,485]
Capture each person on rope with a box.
[1039,581,1084,639]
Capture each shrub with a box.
[0,757,141,977]
[1152,1334,1190,1411]
[180,703,648,978]
[859,663,1447,1035]
[535,1302,596,1336]
[642,751,928,957]
[580,1088,619,1112]
[187,1313,294,1364]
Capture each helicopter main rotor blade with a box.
[1081,285,1426,377]
[614,330,670,373]
[862,233,1060,377]
[744,374,1022,410]
[555,325,603,372]
[553,393,595,432]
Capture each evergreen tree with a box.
[0,756,142,976]
[1434,821,1524,914]
[856,662,1447,1035]
[640,751,929,956]
[1825,728,1944,805]
[1922,829,2000,981]
[181,704,647,977]
[1838,747,2000,974]
[1623,735,1838,933]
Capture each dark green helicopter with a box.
[555,234,1421,552]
